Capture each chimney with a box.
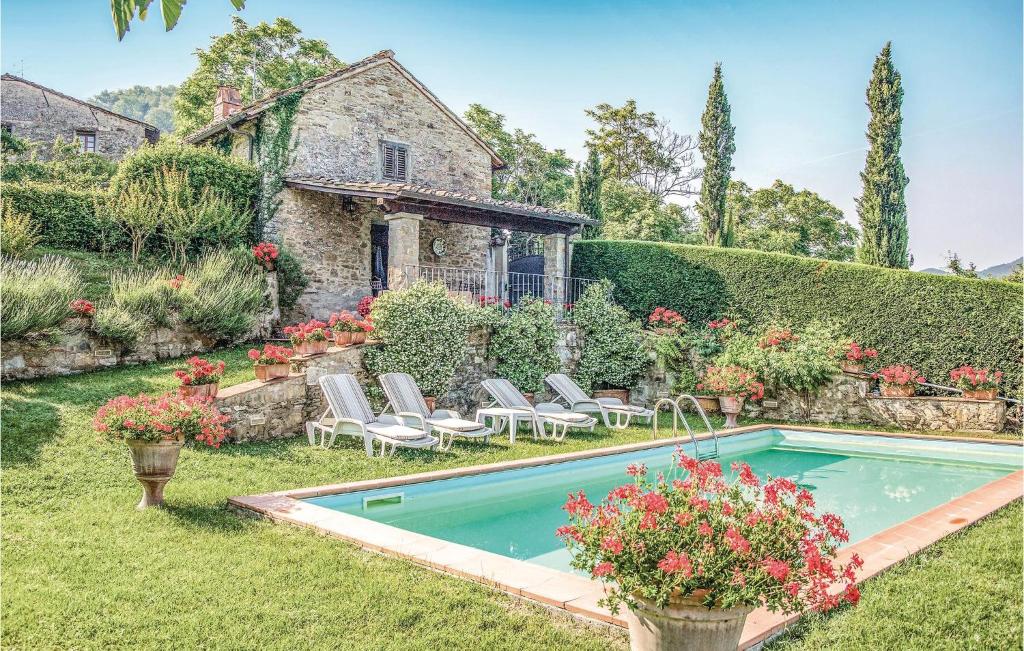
[214,86,242,120]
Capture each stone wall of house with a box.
[2,321,216,382]
[0,76,155,161]
[418,219,490,271]
[287,62,493,194]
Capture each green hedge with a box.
[0,181,110,250]
[572,240,1023,397]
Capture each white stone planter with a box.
[625,593,752,651]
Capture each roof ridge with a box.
[1,73,159,131]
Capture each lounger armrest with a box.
[571,398,604,411]
[395,411,427,430]
[331,417,369,437]
[595,397,625,407]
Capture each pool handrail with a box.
[652,395,720,460]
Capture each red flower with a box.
[252,242,279,268]
[763,558,791,582]
[601,535,624,555]
[69,299,95,316]
[657,551,693,577]
[626,463,647,477]
[592,562,615,577]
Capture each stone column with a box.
[385,212,422,290]
[490,240,509,301]
[543,233,567,307]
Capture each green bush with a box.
[274,244,309,313]
[111,140,260,240]
[0,182,113,250]
[490,297,561,394]
[1,255,82,340]
[715,321,842,394]
[2,138,118,189]
[92,303,145,345]
[572,240,1024,398]
[107,268,179,330]
[572,281,649,392]
[1,201,42,257]
[364,282,472,397]
[178,249,266,342]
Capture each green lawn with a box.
[1,348,1019,649]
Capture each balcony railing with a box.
[402,264,598,318]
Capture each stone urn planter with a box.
[624,592,753,651]
[695,396,720,414]
[255,363,291,382]
[595,388,630,404]
[718,396,744,428]
[963,388,998,400]
[334,331,353,346]
[879,383,915,398]
[126,439,184,509]
[350,331,367,345]
[180,383,219,399]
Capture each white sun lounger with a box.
[545,373,655,429]
[480,378,596,442]
[379,372,494,451]
[306,374,438,456]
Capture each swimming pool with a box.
[305,428,1021,574]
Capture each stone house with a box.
[185,50,593,319]
[0,74,159,160]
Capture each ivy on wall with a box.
[489,297,561,394]
[253,90,304,240]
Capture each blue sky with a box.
[2,0,1021,270]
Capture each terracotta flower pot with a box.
[334,331,353,346]
[879,383,915,398]
[963,388,998,400]
[594,388,630,404]
[423,396,436,412]
[350,331,367,345]
[841,362,864,373]
[308,340,329,355]
[522,392,535,405]
[718,396,745,429]
[126,439,184,509]
[625,592,753,651]
[695,396,721,414]
[179,383,219,399]
[254,363,290,382]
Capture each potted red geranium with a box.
[248,344,293,382]
[873,365,925,398]
[839,341,878,373]
[949,365,1003,400]
[174,356,225,399]
[558,453,862,651]
[329,311,360,346]
[252,241,279,271]
[285,319,332,356]
[648,307,687,335]
[698,366,764,428]
[93,392,230,509]
[70,298,95,318]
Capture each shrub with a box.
[572,281,649,392]
[572,240,1024,398]
[1,139,117,189]
[489,297,561,394]
[91,304,145,345]
[1,200,42,257]
[93,182,160,263]
[274,245,309,313]
[557,453,862,614]
[0,255,82,340]
[716,321,842,395]
[0,181,112,250]
[363,282,472,397]
[178,250,266,342]
[107,268,178,329]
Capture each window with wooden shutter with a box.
[381,141,408,181]
[76,130,96,153]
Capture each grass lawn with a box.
[2,347,1019,649]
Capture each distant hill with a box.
[919,257,1022,279]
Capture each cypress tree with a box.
[856,42,910,268]
[697,63,736,246]
[574,149,603,238]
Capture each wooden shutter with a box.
[382,142,408,181]
[382,142,396,179]
[394,146,407,181]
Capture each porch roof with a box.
[284,176,595,235]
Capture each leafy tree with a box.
[697,63,736,247]
[463,104,573,207]
[1005,264,1024,284]
[945,251,979,278]
[600,179,697,243]
[111,0,246,41]
[174,17,341,136]
[856,42,910,268]
[726,180,858,260]
[90,85,177,133]
[573,149,603,237]
[584,100,699,199]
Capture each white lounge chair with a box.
[306,374,438,457]
[378,372,494,451]
[545,373,655,429]
[480,378,597,442]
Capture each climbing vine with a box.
[253,90,304,240]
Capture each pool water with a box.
[306,429,1021,573]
